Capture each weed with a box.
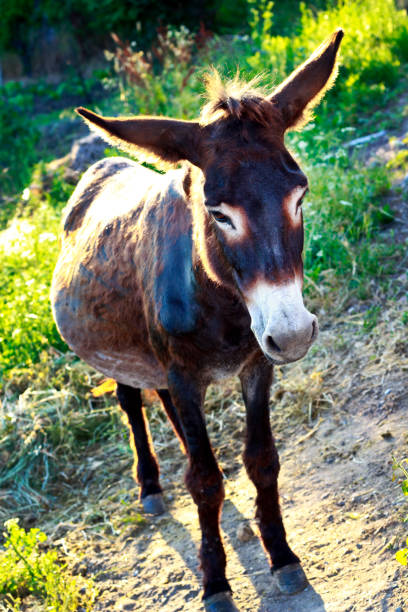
[0,518,97,610]
[392,456,408,565]
[0,181,69,375]
[103,26,208,117]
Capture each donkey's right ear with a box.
[75,107,203,168]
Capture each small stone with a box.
[70,133,107,173]
[63,167,80,184]
[237,521,255,542]
[72,561,88,576]
[381,431,393,439]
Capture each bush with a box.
[0,518,97,610]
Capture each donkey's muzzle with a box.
[261,312,318,363]
[246,279,318,364]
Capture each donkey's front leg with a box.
[240,354,308,595]
[168,366,238,612]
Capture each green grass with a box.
[0,169,72,376]
[392,456,408,566]
[246,0,408,140]
[0,518,97,611]
[301,156,400,300]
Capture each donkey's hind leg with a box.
[156,389,187,451]
[116,383,166,515]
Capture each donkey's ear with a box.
[75,107,203,167]
[269,29,344,130]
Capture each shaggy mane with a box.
[200,70,282,128]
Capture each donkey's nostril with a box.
[311,319,317,341]
[266,335,282,353]
[310,321,317,340]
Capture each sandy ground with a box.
[75,384,406,612]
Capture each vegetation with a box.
[1,0,408,606]
[0,0,248,68]
[0,518,97,611]
[392,457,408,566]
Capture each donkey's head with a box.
[77,29,343,364]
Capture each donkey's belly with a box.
[52,273,168,389]
[81,347,167,389]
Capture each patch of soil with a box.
[63,369,406,612]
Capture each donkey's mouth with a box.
[263,347,310,366]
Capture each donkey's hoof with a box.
[274,563,308,594]
[142,493,166,515]
[204,591,239,612]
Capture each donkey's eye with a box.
[211,211,234,228]
[297,188,308,210]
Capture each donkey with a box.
[51,30,343,611]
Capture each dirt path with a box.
[73,367,406,612]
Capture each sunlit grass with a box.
[0,518,98,611]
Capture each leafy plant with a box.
[392,456,408,565]
[103,25,209,117]
[0,518,97,610]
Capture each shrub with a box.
[392,456,408,566]
[0,518,97,610]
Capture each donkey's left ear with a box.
[75,107,203,167]
[269,29,344,130]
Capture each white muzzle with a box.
[246,279,318,363]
